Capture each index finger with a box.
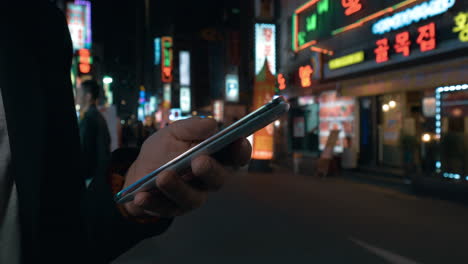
[168,117,218,141]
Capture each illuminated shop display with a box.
[434,84,468,182]
[161,37,173,83]
[372,0,455,35]
[328,51,364,70]
[318,91,355,153]
[255,23,276,75]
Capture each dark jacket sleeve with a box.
[82,147,173,263]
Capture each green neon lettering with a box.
[298,32,306,46]
[318,0,329,14]
[306,13,317,32]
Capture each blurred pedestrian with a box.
[142,115,157,141]
[0,1,251,263]
[76,79,111,185]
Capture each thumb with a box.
[167,117,218,141]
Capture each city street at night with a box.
[115,169,468,264]
[1,0,467,263]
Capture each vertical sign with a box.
[213,100,224,122]
[255,23,276,75]
[225,74,239,102]
[179,51,190,86]
[154,38,161,65]
[74,0,92,49]
[180,87,191,113]
[252,61,276,160]
[66,3,86,50]
[163,83,171,109]
[161,37,173,83]
[78,48,92,74]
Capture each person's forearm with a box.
[81,148,172,262]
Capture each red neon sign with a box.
[416,22,436,52]
[394,31,411,56]
[161,36,173,83]
[78,48,91,74]
[374,38,389,63]
[278,73,286,90]
[299,65,313,88]
[342,0,362,16]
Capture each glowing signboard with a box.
[213,100,224,122]
[154,38,161,65]
[293,0,412,51]
[328,51,364,70]
[394,31,411,56]
[179,51,190,86]
[255,23,276,75]
[416,22,436,52]
[161,37,173,83]
[225,74,239,102]
[74,0,92,48]
[78,48,92,74]
[453,12,468,42]
[342,0,362,16]
[299,65,314,87]
[374,38,390,63]
[277,73,286,90]
[180,87,191,113]
[163,83,171,109]
[372,0,455,35]
[66,3,86,50]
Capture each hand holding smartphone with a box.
[115,96,289,204]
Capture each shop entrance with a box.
[359,97,376,166]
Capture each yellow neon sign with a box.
[453,12,468,42]
[329,51,365,70]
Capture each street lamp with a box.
[103,76,113,84]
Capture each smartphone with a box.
[114,96,289,204]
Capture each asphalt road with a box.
[114,169,468,264]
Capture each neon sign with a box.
[416,22,436,52]
[78,48,92,74]
[161,37,173,83]
[74,0,92,49]
[299,65,314,87]
[342,0,362,16]
[394,31,411,56]
[434,84,468,181]
[453,12,468,42]
[255,24,276,75]
[277,73,286,90]
[154,38,161,65]
[374,38,390,63]
[329,51,364,70]
[372,0,455,35]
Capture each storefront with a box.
[278,0,468,181]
